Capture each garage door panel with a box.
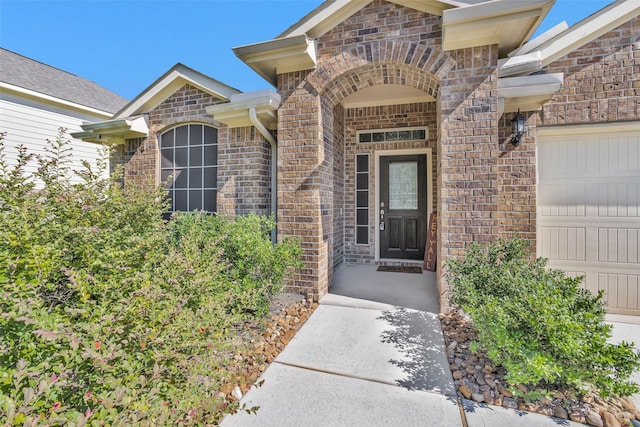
[539,182,587,217]
[598,181,640,217]
[598,228,639,264]
[598,274,639,311]
[540,226,585,261]
[539,125,640,314]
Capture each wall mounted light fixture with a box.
[511,110,526,147]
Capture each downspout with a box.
[248,107,277,243]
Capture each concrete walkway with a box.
[221,265,638,427]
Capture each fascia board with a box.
[443,0,552,25]
[392,0,457,16]
[0,82,114,118]
[206,90,281,115]
[80,115,149,137]
[508,21,568,57]
[233,35,316,86]
[279,0,369,39]
[536,0,640,67]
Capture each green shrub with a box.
[446,237,640,398]
[167,212,303,317]
[0,129,302,425]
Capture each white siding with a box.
[0,91,110,182]
[538,125,640,314]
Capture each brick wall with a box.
[542,16,640,125]
[437,45,499,306]
[277,70,327,298]
[497,112,537,246]
[217,126,272,218]
[316,0,442,62]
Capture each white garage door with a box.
[538,123,640,315]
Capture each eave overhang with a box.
[114,64,241,118]
[233,35,316,87]
[498,73,563,113]
[442,0,555,57]
[206,89,281,130]
[71,115,149,145]
[0,81,115,119]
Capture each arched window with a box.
[160,124,217,212]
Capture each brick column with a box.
[277,71,332,300]
[437,46,500,308]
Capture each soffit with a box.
[442,0,555,57]
[342,85,435,109]
[71,115,149,145]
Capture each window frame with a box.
[159,123,218,213]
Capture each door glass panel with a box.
[389,162,418,210]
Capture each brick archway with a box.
[307,40,456,105]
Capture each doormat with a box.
[377,266,423,274]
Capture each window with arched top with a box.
[160,124,217,212]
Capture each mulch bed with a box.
[439,308,640,427]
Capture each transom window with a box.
[160,124,217,212]
[357,126,428,144]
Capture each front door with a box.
[380,155,427,260]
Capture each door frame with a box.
[374,148,433,262]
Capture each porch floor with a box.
[330,264,439,313]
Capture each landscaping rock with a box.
[231,386,243,401]
[472,393,485,403]
[459,384,472,399]
[586,411,604,427]
[553,406,568,419]
[570,413,586,423]
[217,295,317,405]
[439,308,640,427]
[600,411,621,427]
[620,397,638,414]
[497,386,512,398]
[502,397,518,409]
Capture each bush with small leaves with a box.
[446,237,640,400]
[0,129,302,425]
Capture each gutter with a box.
[248,107,278,243]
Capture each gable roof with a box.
[113,63,242,119]
[234,0,554,86]
[278,0,478,39]
[0,48,128,114]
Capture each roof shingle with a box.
[0,48,128,114]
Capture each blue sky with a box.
[0,0,612,100]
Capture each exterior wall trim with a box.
[374,147,433,262]
[537,121,640,136]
